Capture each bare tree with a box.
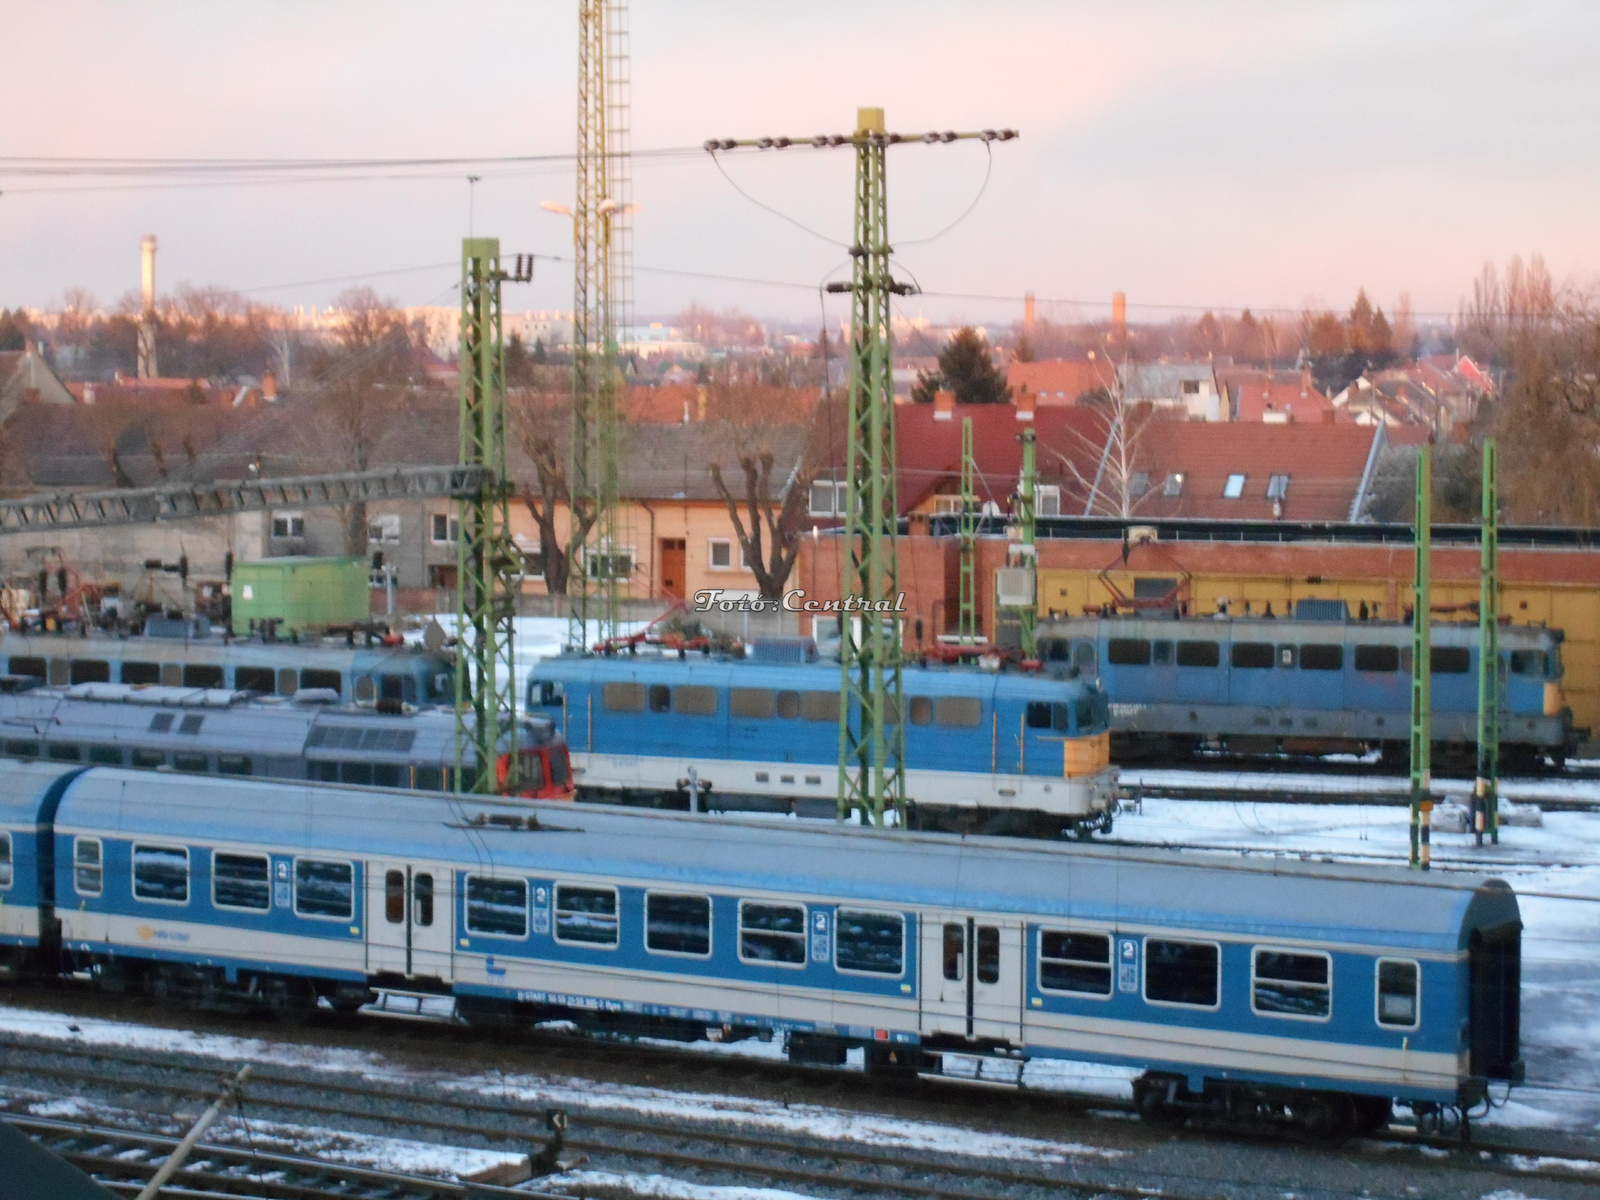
[1049,375,1155,518]
[708,434,814,602]
[509,388,594,596]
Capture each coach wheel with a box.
[1353,1096,1393,1136]
[261,976,317,1024]
[1301,1092,1356,1143]
[1133,1077,1186,1130]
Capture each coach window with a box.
[1107,638,1151,666]
[373,763,402,788]
[294,859,355,920]
[775,690,801,719]
[131,748,166,769]
[173,752,208,774]
[976,925,1000,983]
[935,697,983,728]
[836,909,904,977]
[413,874,434,926]
[0,832,11,888]
[385,870,406,923]
[88,745,122,766]
[1354,644,1400,673]
[235,666,276,694]
[212,853,270,912]
[47,743,81,762]
[1144,938,1220,1009]
[942,923,964,980]
[1231,642,1275,670]
[800,691,837,721]
[8,656,45,681]
[674,686,718,716]
[1025,702,1053,730]
[1432,647,1471,674]
[4,740,38,758]
[555,884,619,947]
[465,876,527,938]
[69,660,110,685]
[1039,930,1112,996]
[121,661,160,685]
[1176,640,1221,668]
[414,766,444,792]
[1376,958,1420,1029]
[648,684,671,713]
[133,843,189,904]
[74,838,103,896]
[218,754,252,776]
[603,682,646,713]
[340,763,374,786]
[301,669,342,694]
[731,689,775,719]
[1252,948,1331,1020]
[1300,644,1343,671]
[646,892,712,958]
[184,665,224,689]
[738,900,807,966]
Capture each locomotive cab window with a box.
[465,876,528,938]
[1039,930,1112,996]
[132,843,189,904]
[1176,640,1221,668]
[1354,644,1400,673]
[1026,701,1053,729]
[1299,644,1343,671]
[1144,938,1220,1009]
[835,909,904,977]
[738,900,807,966]
[555,884,619,947]
[1376,958,1420,1029]
[646,892,712,958]
[294,859,355,920]
[1252,948,1331,1020]
[74,837,102,896]
[1107,638,1151,666]
[1510,649,1545,677]
[213,853,270,912]
[0,831,11,888]
[1231,642,1274,670]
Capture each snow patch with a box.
[547,1171,825,1200]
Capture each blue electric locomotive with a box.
[528,655,1119,837]
[1039,614,1573,768]
[0,762,1521,1137]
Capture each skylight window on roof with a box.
[1223,473,1246,499]
[1266,473,1290,500]
[1163,472,1185,498]
[1129,471,1150,497]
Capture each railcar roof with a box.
[0,633,450,667]
[1042,615,1559,645]
[53,768,1510,951]
[0,761,82,824]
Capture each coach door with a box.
[366,860,453,981]
[919,913,1024,1044]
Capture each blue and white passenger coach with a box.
[5,764,1521,1135]
[528,656,1119,836]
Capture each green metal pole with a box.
[836,106,905,828]
[1410,443,1432,869]
[457,238,518,794]
[1477,438,1500,845]
[1018,424,1037,659]
[957,416,978,644]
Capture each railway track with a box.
[2,1017,1598,1199]
[1117,774,1600,811]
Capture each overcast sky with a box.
[3,1,1598,328]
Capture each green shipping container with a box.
[231,556,370,635]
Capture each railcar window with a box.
[1025,702,1053,729]
[646,892,712,957]
[183,665,224,689]
[132,843,189,904]
[603,682,646,712]
[178,714,204,735]
[340,763,374,786]
[148,714,175,733]
[1107,638,1152,666]
[738,901,807,965]
[1145,939,1219,1008]
[74,838,102,896]
[555,884,619,947]
[8,656,46,681]
[300,669,342,694]
[1152,641,1173,665]
[976,925,1000,984]
[836,910,904,976]
[212,853,270,912]
[48,743,81,762]
[800,691,837,721]
[234,666,275,694]
[1299,644,1344,671]
[943,924,964,980]
[776,690,801,719]
[121,661,159,685]
[648,684,670,713]
[1231,642,1275,670]
[935,697,983,727]
[4,740,39,758]
[373,764,402,788]
[385,870,405,923]
[1354,644,1401,673]
[1039,930,1112,995]
[731,688,776,719]
[909,696,933,725]
[217,754,252,776]
[0,832,11,888]
[466,876,528,938]
[173,752,208,774]
[69,660,110,685]
[1252,949,1331,1019]
[1176,641,1221,668]
[313,762,339,783]
[89,745,122,765]
[1376,958,1420,1028]
[294,859,354,920]
[415,766,444,791]
[1432,647,1471,674]
[131,748,166,769]
[674,686,718,716]
[413,874,434,926]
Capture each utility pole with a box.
[706,111,1015,826]
[1410,443,1433,869]
[1013,424,1038,658]
[956,416,980,645]
[457,239,532,793]
[1477,437,1500,846]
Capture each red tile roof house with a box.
[1005,358,1117,407]
[1214,366,1336,423]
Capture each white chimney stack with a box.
[137,234,159,379]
